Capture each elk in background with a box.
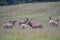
[49,17,59,27]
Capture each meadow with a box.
[0,2,60,40]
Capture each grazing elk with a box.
[49,17,59,27]
[18,18,29,25]
[27,20,43,29]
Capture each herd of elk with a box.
[49,17,59,27]
[3,18,29,29]
[3,17,59,29]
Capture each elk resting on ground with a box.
[3,21,16,28]
[3,22,13,28]
[27,21,43,29]
[18,18,29,25]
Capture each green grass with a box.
[0,2,60,40]
[1,34,60,40]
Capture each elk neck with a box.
[28,21,32,27]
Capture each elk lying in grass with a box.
[27,20,43,29]
[3,21,16,28]
[49,17,59,27]
[3,21,13,28]
[18,18,29,25]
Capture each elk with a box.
[27,20,43,29]
[3,21,16,28]
[3,21,13,28]
[18,18,29,25]
[49,17,59,27]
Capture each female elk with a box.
[27,21,43,29]
[3,21,16,28]
[18,18,29,25]
[49,17,59,27]
[18,18,29,29]
[3,21,13,28]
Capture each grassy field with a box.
[0,2,60,40]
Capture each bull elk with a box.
[27,21,43,29]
